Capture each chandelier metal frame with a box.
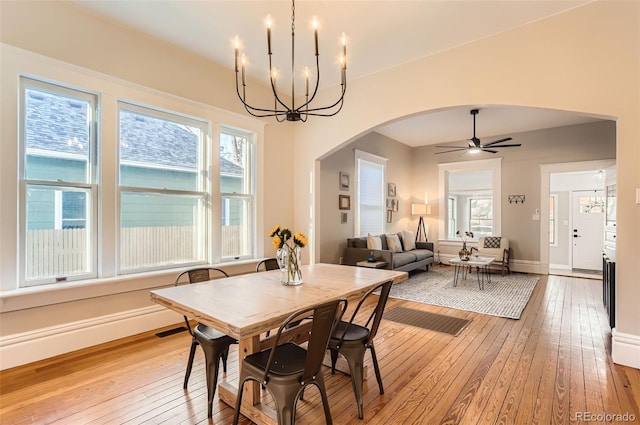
[234,0,347,122]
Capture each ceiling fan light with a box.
[469,147,481,154]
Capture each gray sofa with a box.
[343,233,434,272]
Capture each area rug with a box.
[384,306,471,336]
[388,267,539,319]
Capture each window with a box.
[438,158,502,241]
[118,103,208,272]
[220,129,254,260]
[20,78,98,286]
[469,197,493,237]
[447,197,457,238]
[549,194,557,246]
[355,150,387,236]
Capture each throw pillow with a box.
[484,236,502,249]
[367,233,382,250]
[385,233,403,253]
[401,229,416,251]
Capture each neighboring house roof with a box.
[25,88,243,176]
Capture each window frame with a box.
[354,149,387,237]
[438,158,502,243]
[19,77,99,287]
[219,127,256,262]
[116,101,210,274]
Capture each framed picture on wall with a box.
[339,172,349,191]
[387,209,392,223]
[392,199,399,212]
[388,182,396,197]
[341,212,348,224]
[339,195,351,210]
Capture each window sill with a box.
[0,259,260,313]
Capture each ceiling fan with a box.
[436,109,521,155]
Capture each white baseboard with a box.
[612,329,640,369]
[0,305,183,370]
[549,263,571,270]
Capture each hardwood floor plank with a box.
[2,270,639,425]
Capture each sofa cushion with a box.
[347,237,367,249]
[401,229,416,251]
[411,249,433,261]
[367,234,382,250]
[385,233,403,253]
[393,252,416,268]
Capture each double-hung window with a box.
[355,150,387,237]
[20,78,98,286]
[219,128,254,260]
[118,103,208,272]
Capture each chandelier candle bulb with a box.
[234,37,239,72]
[313,17,319,56]
[266,15,272,55]
[304,67,310,96]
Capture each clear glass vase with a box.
[277,245,303,286]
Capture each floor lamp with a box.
[411,203,432,242]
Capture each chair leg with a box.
[368,343,384,395]
[183,339,198,389]
[340,346,366,419]
[315,377,334,425]
[329,348,339,374]
[233,378,247,425]
[200,343,225,418]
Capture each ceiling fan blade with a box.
[435,145,468,149]
[486,143,521,148]
[436,148,469,154]
[482,137,513,147]
[482,149,498,153]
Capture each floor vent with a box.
[155,326,188,338]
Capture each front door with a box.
[572,190,604,271]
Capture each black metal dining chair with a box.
[174,267,237,418]
[327,280,393,419]
[233,298,348,425]
[256,257,280,272]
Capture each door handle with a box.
[573,234,581,238]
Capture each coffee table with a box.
[449,256,495,290]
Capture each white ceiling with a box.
[73,0,603,147]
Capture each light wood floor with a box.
[1,269,639,425]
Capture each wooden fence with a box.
[26,226,244,279]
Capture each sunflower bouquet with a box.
[269,225,307,285]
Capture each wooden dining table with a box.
[150,263,407,425]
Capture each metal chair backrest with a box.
[174,267,229,335]
[335,280,393,344]
[256,258,279,272]
[261,298,347,384]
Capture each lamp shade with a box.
[411,203,431,215]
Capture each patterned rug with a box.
[389,267,539,319]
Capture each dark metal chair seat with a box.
[233,298,347,425]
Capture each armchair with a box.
[471,236,510,275]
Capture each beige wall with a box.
[293,2,638,362]
[0,2,293,348]
[318,132,414,264]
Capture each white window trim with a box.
[1,44,266,305]
[438,158,502,243]
[219,127,256,262]
[353,149,387,237]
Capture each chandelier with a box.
[234,0,347,122]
